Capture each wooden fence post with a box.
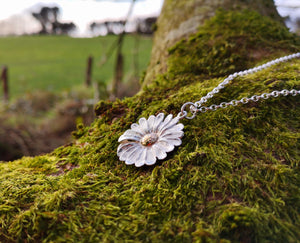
[1,65,9,102]
[85,56,93,87]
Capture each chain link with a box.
[196,89,300,113]
[178,53,300,119]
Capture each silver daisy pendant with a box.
[117,113,184,167]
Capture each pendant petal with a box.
[118,130,143,142]
[160,131,184,139]
[152,113,165,132]
[157,140,174,152]
[117,142,138,157]
[145,147,156,165]
[138,117,149,133]
[152,143,167,160]
[135,148,147,167]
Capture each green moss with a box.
[168,10,299,78]
[1,10,300,242]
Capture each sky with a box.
[0,0,164,36]
[275,0,300,31]
[0,0,299,36]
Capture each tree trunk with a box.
[144,0,282,85]
[1,1,300,242]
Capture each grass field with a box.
[0,35,152,99]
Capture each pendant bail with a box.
[178,102,197,120]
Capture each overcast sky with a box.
[0,0,164,19]
[0,0,299,36]
[1,0,300,21]
[0,0,164,36]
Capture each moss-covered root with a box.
[1,10,300,242]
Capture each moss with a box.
[1,10,300,242]
[167,10,299,78]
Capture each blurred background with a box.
[0,0,299,161]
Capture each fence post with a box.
[1,65,9,102]
[85,56,93,87]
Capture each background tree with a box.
[136,17,157,35]
[32,6,59,34]
[0,0,299,242]
[32,6,76,35]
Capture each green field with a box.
[0,35,152,99]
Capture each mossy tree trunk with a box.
[144,0,283,85]
[0,1,299,242]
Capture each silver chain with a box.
[178,52,300,119]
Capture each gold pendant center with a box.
[141,133,159,146]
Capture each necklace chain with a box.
[118,52,300,166]
[178,52,300,120]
